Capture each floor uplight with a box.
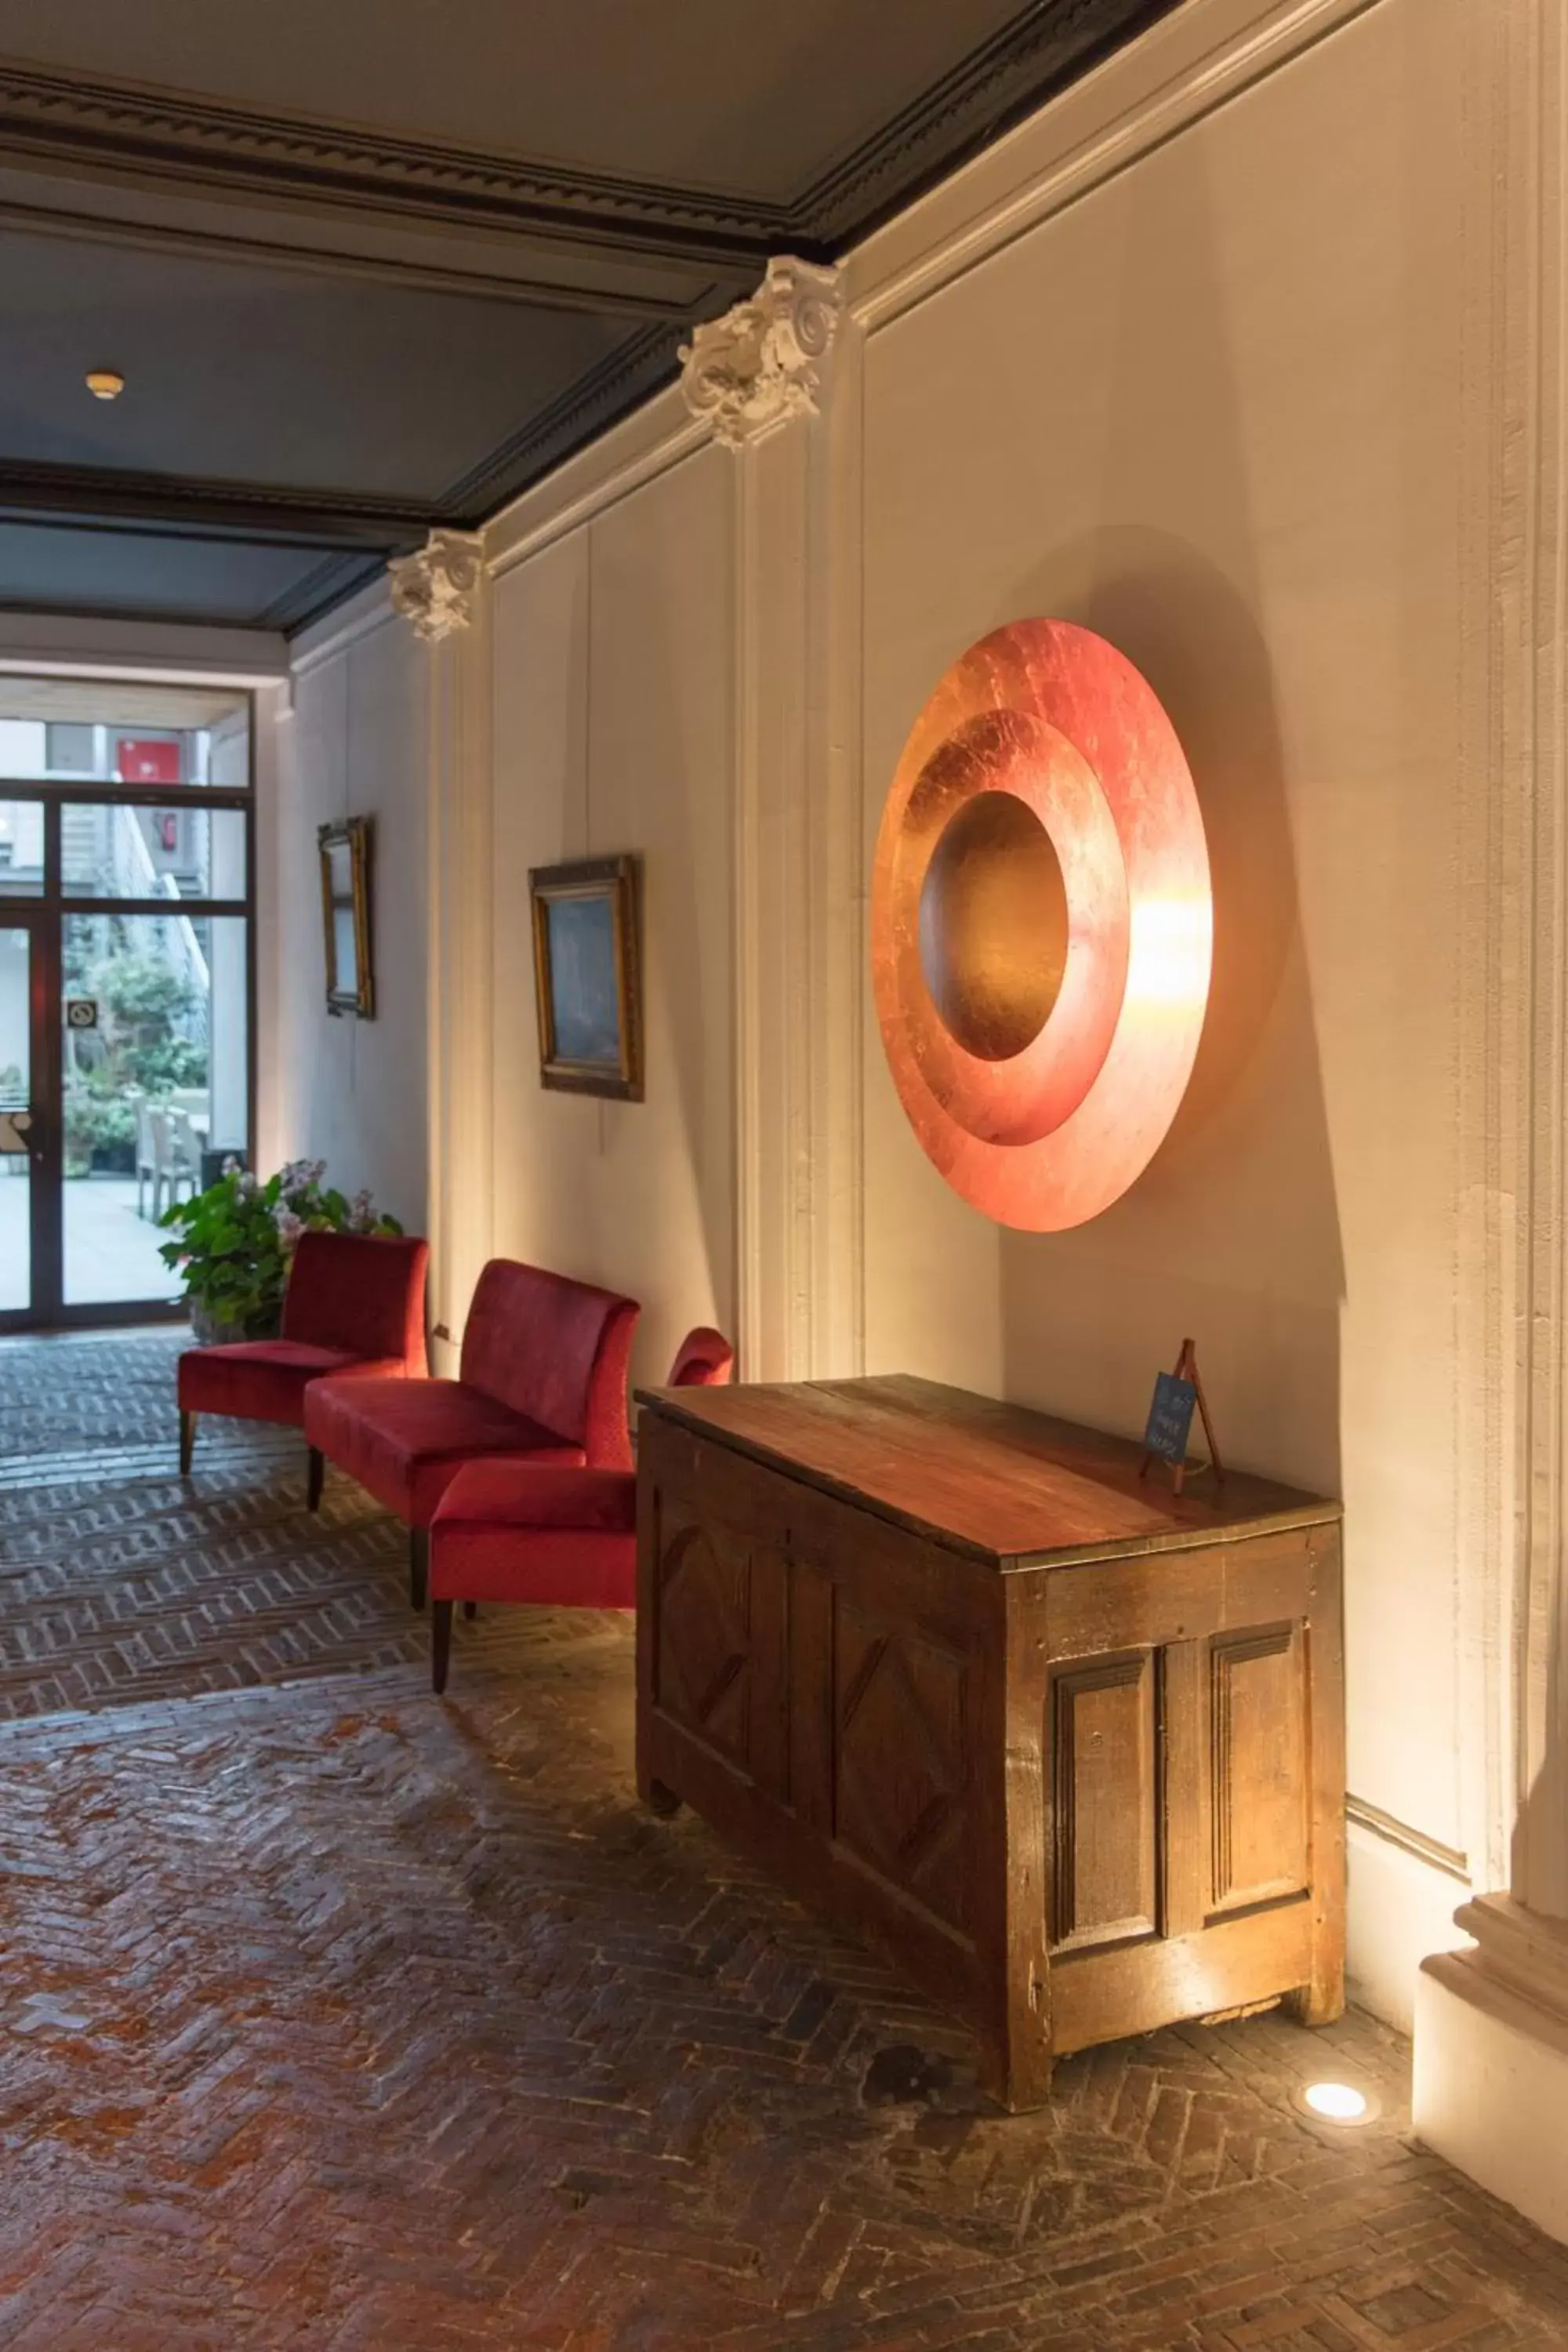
[1298,2080,1375,2125]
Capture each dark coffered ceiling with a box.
[0,0,1178,635]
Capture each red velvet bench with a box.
[304,1258,640,1610]
[177,1229,430,1480]
[428,1325,734,1691]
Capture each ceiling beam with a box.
[0,191,724,319]
[0,460,431,551]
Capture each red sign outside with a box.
[116,739,182,784]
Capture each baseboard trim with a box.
[1346,1795,1469,1885]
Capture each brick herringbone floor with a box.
[2,1337,1567,2350]
[0,1331,573,1719]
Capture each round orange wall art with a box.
[871,619,1211,1231]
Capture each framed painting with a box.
[318,815,375,1018]
[529,855,643,1100]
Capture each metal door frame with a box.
[0,730,256,1331]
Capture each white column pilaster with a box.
[1414,0,1568,2247]
[684,260,865,1381]
[394,532,493,1372]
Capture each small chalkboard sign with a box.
[1139,1337,1225,1497]
[1144,1370,1196,1465]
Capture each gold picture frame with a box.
[318,815,375,1018]
[529,854,642,1100]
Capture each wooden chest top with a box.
[635,1374,1338,1570]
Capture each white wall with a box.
[271,590,429,1231]
[485,446,736,1393]
[412,0,1520,2034]
[856,0,1472,1936]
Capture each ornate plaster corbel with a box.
[388,529,485,643]
[680,256,843,448]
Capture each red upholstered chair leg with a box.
[409,1528,429,1613]
[462,1602,477,1621]
[431,1599,453,1693]
[180,1410,196,1476]
[307,1446,325,1512]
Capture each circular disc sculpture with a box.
[872,619,1211,1231]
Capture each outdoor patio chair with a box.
[168,1108,203,1201]
[137,1105,200,1223]
[134,1101,159,1219]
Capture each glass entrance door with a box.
[0,678,256,1328]
[0,920,46,1323]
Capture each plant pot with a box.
[189,1300,281,1347]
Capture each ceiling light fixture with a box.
[1295,2080,1377,2126]
[85,370,125,401]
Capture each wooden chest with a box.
[634,1375,1344,2108]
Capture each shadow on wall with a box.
[993,135,1343,1496]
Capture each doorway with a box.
[0,685,254,1330]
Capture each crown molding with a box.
[256,550,390,636]
[0,5,1179,274]
[0,191,706,319]
[0,2,1182,634]
[0,457,432,550]
[0,57,788,267]
[437,321,689,518]
[797,0,1181,245]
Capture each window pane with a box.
[62,911,249,1307]
[61,804,246,901]
[0,800,43,895]
[0,679,249,789]
[45,722,96,775]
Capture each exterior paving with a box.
[2,1335,1566,2350]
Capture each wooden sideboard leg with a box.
[993,2042,1053,2111]
[644,1777,683,1819]
[1285,1958,1345,2028]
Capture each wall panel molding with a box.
[425,579,495,1367]
[846,0,1381,334]
[728,332,866,1381]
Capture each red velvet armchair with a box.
[304,1258,641,1610]
[177,1229,429,1479]
[428,1324,735,1693]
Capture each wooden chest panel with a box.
[636,1377,1344,2110]
[1048,1654,1159,1952]
[833,1596,975,1937]
[1210,1626,1309,1914]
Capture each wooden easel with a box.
[1141,1336,1225,1497]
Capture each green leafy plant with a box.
[64,936,206,1173]
[62,1083,138,1177]
[159,1158,403,1340]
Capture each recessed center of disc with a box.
[918,790,1069,1062]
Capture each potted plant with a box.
[159,1157,404,1343]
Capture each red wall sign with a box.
[116,739,182,784]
